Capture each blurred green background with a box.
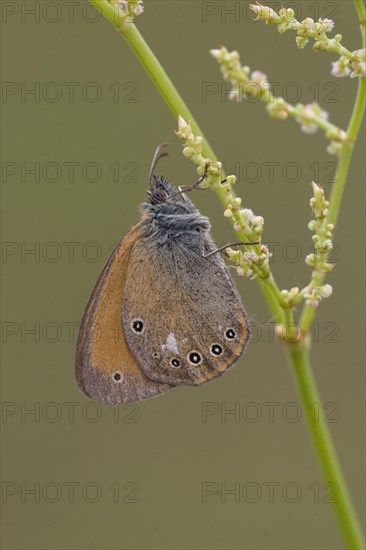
[1,1,365,549]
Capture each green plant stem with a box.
[89,1,365,547]
[287,347,365,550]
[300,73,366,332]
[122,24,217,163]
[354,0,366,47]
[263,92,342,138]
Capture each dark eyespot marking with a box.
[188,351,202,365]
[112,371,123,383]
[131,318,144,334]
[170,358,180,368]
[225,328,236,340]
[211,344,223,356]
[152,351,160,359]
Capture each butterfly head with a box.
[147,175,176,205]
[141,175,210,238]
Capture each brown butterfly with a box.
[75,145,250,404]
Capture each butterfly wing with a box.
[122,235,250,386]
[75,223,172,404]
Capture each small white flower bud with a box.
[210,49,221,59]
[319,284,333,298]
[183,147,194,159]
[308,220,317,231]
[296,36,309,49]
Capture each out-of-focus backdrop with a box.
[2,1,365,548]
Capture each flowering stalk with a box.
[250,3,366,78]
[211,47,346,155]
[176,117,271,281]
[299,182,334,308]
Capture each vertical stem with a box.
[354,0,366,47]
[287,347,365,549]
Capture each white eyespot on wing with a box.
[161,332,180,355]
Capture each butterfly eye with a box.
[188,351,202,365]
[112,371,123,383]
[170,358,180,368]
[225,328,236,340]
[131,318,145,334]
[211,344,223,356]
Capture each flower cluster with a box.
[227,243,271,280]
[279,182,335,309]
[302,284,333,309]
[249,3,366,78]
[280,287,301,308]
[306,182,335,273]
[294,104,329,134]
[110,0,144,25]
[210,46,345,154]
[210,48,271,103]
[303,182,335,307]
[177,117,270,280]
[177,116,222,186]
[331,49,366,79]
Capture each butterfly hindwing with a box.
[122,235,250,386]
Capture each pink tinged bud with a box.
[301,17,315,32]
[317,18,335,33]
[331,60,351,78]
[228,90,242,103]
[210,49,221,60]
[251,70,267,82]
[249,3,276,22]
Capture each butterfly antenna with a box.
[149,143,170,186]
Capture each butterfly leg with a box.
[203,241,260,258]
[177,162,210,196]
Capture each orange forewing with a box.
[75,223,171,404]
